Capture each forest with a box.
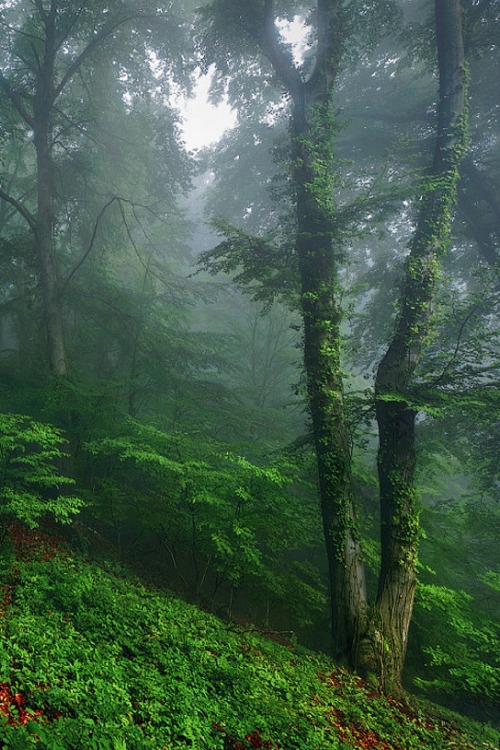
[0,0,498,747]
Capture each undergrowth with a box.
[0,527,496,749]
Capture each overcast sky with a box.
[179,17,308,151]
[179,72,236,152]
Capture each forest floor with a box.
[0,525,497,750]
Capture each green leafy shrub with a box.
[414,581,500,714]
[0,413,84,535]
[85,420,326,626]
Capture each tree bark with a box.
[291,104,368,663]
[33,4,68,376]
[0,2,68,375]
[0,2,158,375]
[371,0,467,691]
[255,0,369,664]
[201,0,467,690]
[34,119,68,376]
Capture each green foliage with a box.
[343,0,403,62]
[85,419,325,625]
[197,218,299,308]
[0,0,496,729]
[0,414,83,534]
[0,543,495,750]
[414,581,500,712]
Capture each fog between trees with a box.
[0,0,498,722]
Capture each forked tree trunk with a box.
[368,0,467,691]
[204,0,467,691]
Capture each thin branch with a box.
[0,70,35,128]
[131,203,163,255]
[64,194,179,291]
[0,186,37,231]
[0,18,44,44]
[16,50,40,75]
[50,108,95,147]
[430,303,482,387]
[118,200,153,279]
[54,11,158,101]
[63,196,118,287]
[118,200,182,291]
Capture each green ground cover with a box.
[0,527,496,750]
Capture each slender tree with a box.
[0,0,186,375]
[371,0,468,688]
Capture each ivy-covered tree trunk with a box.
[253,0,369,664]
[371,0,468,691]
[293,100,368,662]
[198,0,371,663]
[198,0,467,690]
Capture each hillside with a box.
[0,526,496,750]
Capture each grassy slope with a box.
[0,528,496,750]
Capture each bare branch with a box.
[63,196,119,287]
[0,70,35,128]
[64,195,176,291]
[54,11,157,101]
[0,186,37,231]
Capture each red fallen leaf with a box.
[214,724,281,750]
[324,702,400,750]
[8,524,67,564]
[0,682,46,727]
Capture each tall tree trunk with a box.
[0,1,146,376]
[292,100,368,663]
[370,0,467,691]
[34,121,67,377]
[32,5,68,377]
[232,0,370,666]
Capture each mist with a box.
[0,0,498,742]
